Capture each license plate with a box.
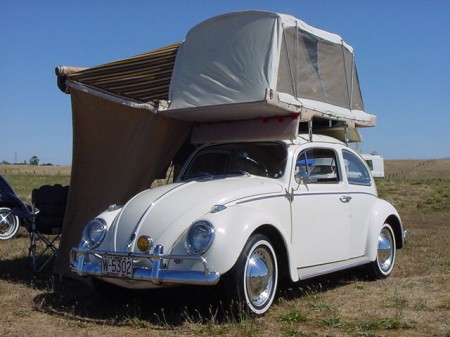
[101,255,133,278]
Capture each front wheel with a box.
[0,207,20,240]
[367,223,396,279]
[225,234,278,315]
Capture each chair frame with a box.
[27,204,62,272]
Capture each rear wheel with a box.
[367,223,396,279]
[225,234,278,315]
[0,207,20,240]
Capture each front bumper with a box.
[70,244,220,286]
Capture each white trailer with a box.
[362,153,385,178]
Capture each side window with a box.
[365,159,374,171]
[295,148,340,184]
[343,150,372,186]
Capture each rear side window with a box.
[296,148,340,183]
[343,150,372,186]
[365,159,374,170]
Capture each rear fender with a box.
[365,199,403,261]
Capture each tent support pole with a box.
[308,120,313,142]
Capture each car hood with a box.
[110,177,283,251]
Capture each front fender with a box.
[365,198,403,261]
[200,201,296,279]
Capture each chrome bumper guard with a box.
[70,244,220,286]
[403,229,409,243]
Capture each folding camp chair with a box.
[29,184,69,272]
[0,179,68,271]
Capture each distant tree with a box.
[29,155,40,166]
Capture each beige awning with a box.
[56,42,180,106]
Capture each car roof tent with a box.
[58,11,375,144]
[161,10,375,142]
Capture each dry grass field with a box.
[0,160,449,337]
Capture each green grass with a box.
[354,317,415,331]
[2,174,70,203]
[320,315,341,328]
[377,178,450,212]
[277,310,308,323]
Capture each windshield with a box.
[180,142,287,181]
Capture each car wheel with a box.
[0,207,20,240]
[226,234,278,315]
[368,223,396,279]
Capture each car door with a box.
[290,146,351,268]
[342,149,377,258]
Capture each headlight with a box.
[82,218,107,249]
[186,220,215,255]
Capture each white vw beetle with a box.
[71,134,404,315]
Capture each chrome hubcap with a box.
[245,246,274,307]
[0,211,15,235]
[377,227,394,272]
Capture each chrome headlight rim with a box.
[82,218,107,249]
[186,220,215,255]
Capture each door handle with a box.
[340,195,352,203]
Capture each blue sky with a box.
[1,1,449,165]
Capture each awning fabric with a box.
[56,43,180,109]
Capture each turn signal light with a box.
[137,235,153,253]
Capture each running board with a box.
[297,257,371,280]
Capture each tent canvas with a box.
[163,11,375,131]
